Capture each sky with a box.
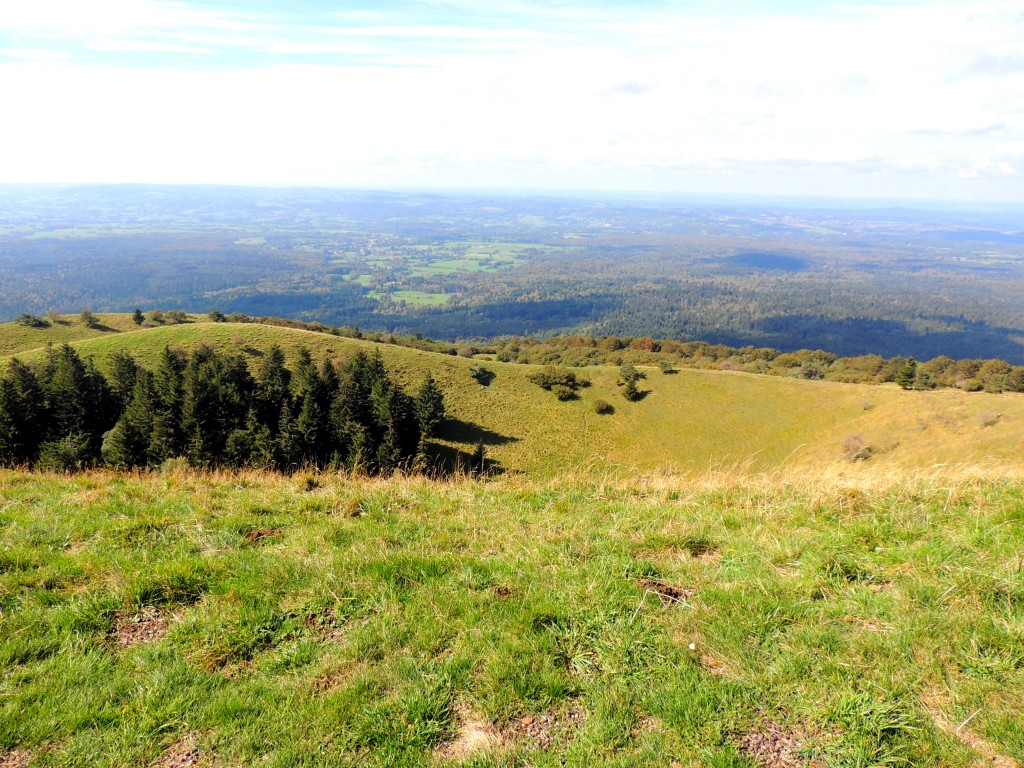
[0,0,1022,202]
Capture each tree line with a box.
[0,343,445,472]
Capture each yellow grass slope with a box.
[3,317,1023,477]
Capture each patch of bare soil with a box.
[491,584,516,600]
[922,691,1020,768]
[152,733,203,768]
[699,653,733,677]
[115,606,170,646]
[244,528,281,545]
[0,749,30,768]
[502,706,586,750]
[311,661,359,692]
[631,716,663,737]
[434,708,501,760]
[737,721,810,768]
[304,606,347,642]
[636,578,695,604]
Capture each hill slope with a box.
[3,318,1023,477]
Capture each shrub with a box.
[842,432,873,461]
[593,399,615,415]
[623,379,642,402]
[16,313,48,328]
[470,365,495,385]
[37,433,95,471]
[529,366,588,392]
[552,385,577,401]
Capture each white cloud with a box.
[0,1,1022,200]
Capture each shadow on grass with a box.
[440,418,518,446]
[426,444,504,477]
[624,389,651,402]
[425,417,518,477]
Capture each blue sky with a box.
[1,1,1022,201]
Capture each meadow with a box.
[1,316,1023,767]
[2,469,1023,767]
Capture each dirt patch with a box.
[737,721,808,768]
[636,579,695,604]
[244,528,281,545]
[152,733,204,768]
[435,708,501,759]
[921,691,1020,768]
[303,607,347,642]
[502,706,586,750]
[311,661,359,692]
[491,584,516,600]
[0,749,30,768]
[631,716,663,738]
[700,653,734,677]
[115,606,170,646]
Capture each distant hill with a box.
[3,314,1023,477]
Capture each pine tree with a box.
[149,346,187,462]
[103,369,156,468]
[108,349,140,411]
[896,358,917,390]
[276,401,302,470]
[414,375,445,438]
[254,345,291,431]
[470,440,487,476]
[0,359,44,465]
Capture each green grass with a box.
[5,319,1024,477]
[0,469,1021,766]
[1,319,1023,765]
[0,313,151,358]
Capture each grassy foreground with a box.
[1,468,1022,767]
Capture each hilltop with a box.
[3,313,1024,478]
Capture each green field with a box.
[1,471,1022,766]
[1,317,1023,767]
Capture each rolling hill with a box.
[3,314,1024,478]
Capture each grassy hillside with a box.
[0,312,147,358]
[1,469,1022,767]
[3,319,1024,478]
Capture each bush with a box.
[470,365,495,385]
[37,433,95,471]
[529,366,589,392]
[842,432,873,461]
[552,385,577,401]
[593,399,615,415]
[16,313,48,328]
